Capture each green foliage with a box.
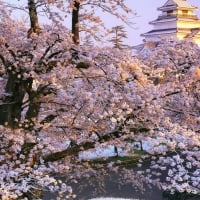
[108,25,129,49]
[87,150,146,167]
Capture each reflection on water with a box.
[162,191,200,200]
[89,198,137,200]
[44,167,163,200]
[44,163,200,200]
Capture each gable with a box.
[163,0,177,7]
[161,0,195,9]
[173,0,195,8]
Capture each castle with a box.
[142,0,200,45]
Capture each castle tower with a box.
[141,0,200,45]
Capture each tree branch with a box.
[43,128,122,162]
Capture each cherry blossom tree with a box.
[0,7,74,198]
[134,39,200,197]
[0,1,200,199]
[0,2,140,199]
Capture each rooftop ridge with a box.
[158,0,196,10]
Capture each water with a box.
[44,144,200,200]
[44,162,200,200]
[89,198,137,200]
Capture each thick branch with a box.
[44,128,121,162]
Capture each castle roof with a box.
[158,0,197,10]
[172,0,195,8]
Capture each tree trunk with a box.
[0,73,29,127]
[25,91,41,120]
[72,1,80,44]
[28,0,41,36]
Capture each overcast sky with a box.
[6,0,200,46]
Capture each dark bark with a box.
[0,73,31,127]
[27,0,41,36]
[72,1,80,44]
[25,91,41,120]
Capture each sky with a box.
[4,0,200,46]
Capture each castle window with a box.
[182,10,188,15]
[167,10,173,16]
